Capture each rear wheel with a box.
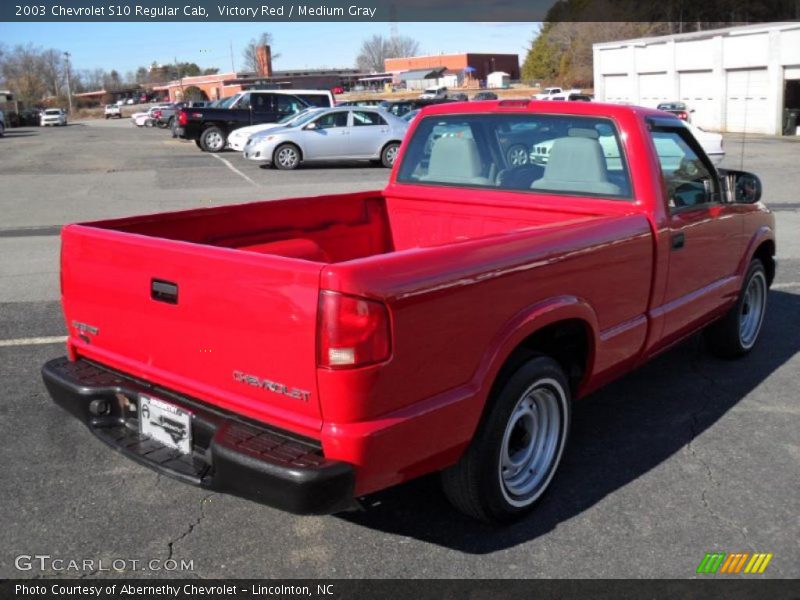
[441,356,571,522]
[381,142,400,168]
[200,126,226,152]
[273,143,301,170]
[705,259,768,357]
[506,144,529,166]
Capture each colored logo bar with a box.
[697,552,773,574]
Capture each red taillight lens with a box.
[178,109,188,126]
[678,111,688,120]
[153,110,162,119]
[317,291,391,369]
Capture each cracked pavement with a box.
[0,119,798,578]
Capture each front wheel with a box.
[273,143,301,170]
[381,142,400,168]
[705,259,768,358]
[506,144,529,166]
[200,126,226,152]
[441,356,571,522]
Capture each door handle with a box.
[151,279,178,304]
[671,232,685,250]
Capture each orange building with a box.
[385,53,520,82]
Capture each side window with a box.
[297,93,331,108]
[313,112,348,129]
[352,111,385,126]
[274,94,303,115]
[650,130,716,210]
[236,93,252,110]
[250,93,272,113]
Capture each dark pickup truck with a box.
[178,90,333,152]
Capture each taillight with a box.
[178,109,188,126]
[317,291,391,369]
[678,111,688,120]
[153,110,162,119]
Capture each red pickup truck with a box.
[43,101,775,522]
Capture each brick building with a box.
[385,53,520,82]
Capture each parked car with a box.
[419,86,448,100]
[686,122,724,164]
[383,98,456,118]
[104,104,122,119]
[545,92,592,102]
[178,90,334,152]
[657,101,694,122]
[473,91,498,101]
[227,108,319,152]
[131,104,171,128]
[40,108,67,126]
[336,99,385,108]
[0,109,4,136]
[43,101,774,523]
[449,92,469,102]
[126,98,135,105]
[243,107,408,169]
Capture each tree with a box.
[40,48,64,97]
[355,34,420,73]
[241,33,281,72]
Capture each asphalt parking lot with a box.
[1,118,798,579]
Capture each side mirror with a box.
[305,122,317,130]
[723,170,762,204]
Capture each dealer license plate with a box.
[139,395,192,454]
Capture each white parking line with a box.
[209,153,258,187]
[0,336,66,347]
[772,282,800,289]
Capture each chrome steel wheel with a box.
[499,378,566,507]
[276,146,300,169]
[506,145,529,166]
[384,145,398,166]
[739,270,766,349]
[204,130,224,151]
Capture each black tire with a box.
[705,259,768,358]
[199,126,226,152]
[273,143,301,170]
[441,356,571,523]
[105,115,109,120]
[381,142,400,168]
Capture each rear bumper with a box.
[42,357,356,515]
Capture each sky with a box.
[0,22,537,74]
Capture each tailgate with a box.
[60,225,324,435]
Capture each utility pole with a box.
[174,55,184,101]
[63,51,73,114]
[230,41,235,73]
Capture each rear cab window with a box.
[396,113,632,199]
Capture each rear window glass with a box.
[397,114,632,199]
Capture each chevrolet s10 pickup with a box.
[43,100,775,522]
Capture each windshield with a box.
[217,95,239,109]
[45,109,61,115]
[285,109,324,127]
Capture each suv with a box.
[104,104,122,119]
[419,86,448,100]
[40,108,67,126]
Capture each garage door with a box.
[726,69,771,134]
[638,73,669,108]
[679,70,720,130]
[603,74,632,104]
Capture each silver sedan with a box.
[243,107,408,169]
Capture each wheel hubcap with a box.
[206,132,223,150]
[508,146,528,166]
[278,147,298,167]
[739,271,766,348]
[385,146,398,165]
[499,380,565,506]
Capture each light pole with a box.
[63,51,73,114]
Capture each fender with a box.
[458,295,599,439]
[738,224,775,279]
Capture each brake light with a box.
[153,110,162,119]
[178,109,188,126]
[317,291,391,369]
[677,111,688,120]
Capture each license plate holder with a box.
[139,395,192,455]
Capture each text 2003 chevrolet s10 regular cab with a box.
[43,101,775,522]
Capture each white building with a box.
[593,22,800,135]
[487,71,510,89]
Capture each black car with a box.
[473,91,499,101]
[656,101,693,122]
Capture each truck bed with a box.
[88,191,603,263]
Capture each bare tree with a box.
[356,35,420,73]
[241,33,281,73]
[0,44,49,104]
[40,49,64,97]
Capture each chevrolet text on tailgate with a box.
[43,100,775,522]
